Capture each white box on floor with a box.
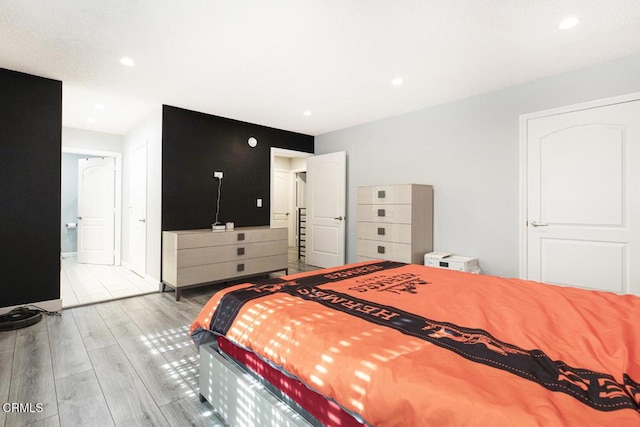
[424,252,481,274]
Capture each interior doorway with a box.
[61,146,155,307]
[270,148,313,260]
[61,147,122,263]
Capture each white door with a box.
[272,170,292,230]
[526,100,640,295]
[129,143,147,276]
[77,157,115,265]
[306,151,346,268]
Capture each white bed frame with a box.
[199,342,318,426]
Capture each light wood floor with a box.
[61,257,157,308]
[1,250,317,427]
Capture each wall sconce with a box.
[248,137,258,148]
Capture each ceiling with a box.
[1,0,639,136]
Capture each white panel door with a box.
[272,170,291,230]
[129,143,147,276]
[527,100,640,295]
[306,152,346,268]
[77,157,115,265]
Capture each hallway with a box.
[61,257,157,308]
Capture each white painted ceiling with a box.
[1,0,639,136]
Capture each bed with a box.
[190,260,640,426]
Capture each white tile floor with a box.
[60,256,158,308]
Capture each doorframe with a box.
[294,171,307,247]
[273,168,296,245]
[270,147,313,230]
[518,91,640,279]
[62,146,122,265]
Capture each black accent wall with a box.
[162,105,314,230]
[0,68,62,307]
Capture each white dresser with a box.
[357,184,433,264]
[162,227,288,300]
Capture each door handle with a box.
[334,216,344,221]
[138,218,146,223]
[530,221,548,227]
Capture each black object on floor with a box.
[0,307,43,331]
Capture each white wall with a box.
[315,54,640,278]
[62,127,123,152]
[274,156,291,170]
[122,107,163,283]
[291,157,307,171]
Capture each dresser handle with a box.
[237,247,245,256]
[377,246,385,254]
[378,190,386,199]
[237,263,245,272]
[377,209,385,217]
[237,233,245,241]
[377,227,385,236]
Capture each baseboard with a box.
[0,298,63,315]
[144,274,161,288]
[120,262,160,290]
[61,252,77,258]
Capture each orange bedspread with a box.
[191,261,640,426]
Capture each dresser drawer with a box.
[173,254,288,286]
[357,185,413,205]
[174,239,288,268]
[357,222,412,244]
[357,204,412,224]
[356,239,412,263]
[173,228,287,249]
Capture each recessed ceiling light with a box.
[94,103,104,110]
[558,16,579,30]
[120,57,135,66]
[87,118,96,123]
[303,110,312,116]
[392,77,404,86]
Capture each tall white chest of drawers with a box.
[357,184,433,264]
[162,227,288,300]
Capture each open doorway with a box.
[270,148,312,262]
[60,146,154,307]
[61,147,122,263]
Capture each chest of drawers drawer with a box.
[173,254,288,287]
[356,239,412,263]
[166,227,285,250]
[357,222,412,244]
[174,239,288,268]
[357,204,412,223]
[357,184,413,204]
